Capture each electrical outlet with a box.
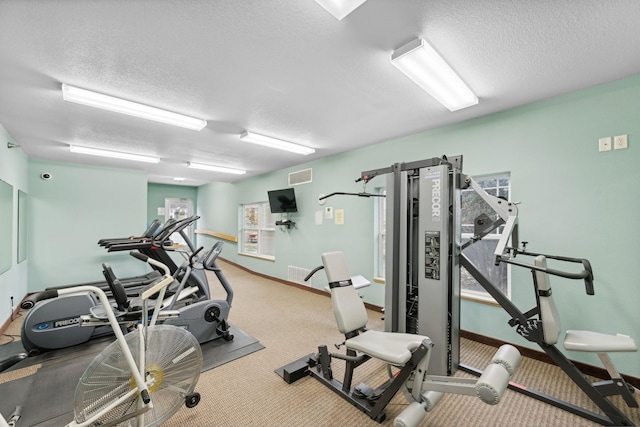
[598,137,612,152]
[614,134,628,150]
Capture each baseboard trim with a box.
[221,257,639,390]
[0,304,23,336]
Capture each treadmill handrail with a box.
[106,216,199,252]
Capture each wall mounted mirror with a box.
[0,179,13,274]
[18,189,27,263]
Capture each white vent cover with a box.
[288,265,313,285]
[288,168,312,186]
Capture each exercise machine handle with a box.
[304,265,324,282]
[581,258,595,295]
[189,246,205,267]
[500,253,595,295]
[129,250,149,262]
[129,250,171,277]
[516,248,595,295]
[203,241,224,270]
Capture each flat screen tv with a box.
[267,188,297,213]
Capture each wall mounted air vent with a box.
[288,168,312,186]
[288,265,313,285]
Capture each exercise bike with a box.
[1,252,202,427]
[278,251,522,426]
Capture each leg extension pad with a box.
[476,345,521,405]
[394,391,444,427]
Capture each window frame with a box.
[373,187,386,281]
[372,173,512,303]
[238,201,276,260]
[460,172,512,304]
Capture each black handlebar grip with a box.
[21,289,59,309]
[141,389,151,404]
[129,250,149,262]
[584,276,595,296]
[188,246,205,267]
[304,265,324,282]
[582,259,595,295]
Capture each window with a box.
[239,202,276,259]
[460,173,511,303]
[372,173,511,302]
[374,188,386,279]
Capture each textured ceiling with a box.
[1,0,640,186]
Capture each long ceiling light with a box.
[314,0,367,20]
[62,84,207,131]
[187,162,247,175]
[69,145,160,163]
[239,131,315,155]
[390,38,478,112]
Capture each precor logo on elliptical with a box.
[53,316,81,328]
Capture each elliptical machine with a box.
[161,240,234,343]
[18,219,234,355]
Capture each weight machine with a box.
[363,155,637,426]
[372,156,466,377]
[287,155,636,425]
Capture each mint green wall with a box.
[197,74,640,377]
[28,160,149,291]
[147,183,198,227]
[195,181,237,251]
[4,73,637,376]
[360,76,639,377]
[0,124,28,322]
[197,158,380,301]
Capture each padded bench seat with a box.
[564,330,638,353]
[346,330,429,366]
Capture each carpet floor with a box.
[1,259,638,426]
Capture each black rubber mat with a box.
[0,325,262,426]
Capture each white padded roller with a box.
[475,363,511,405]
[491,344,521,376]
[421,390,444,412]
[394,402,427,427]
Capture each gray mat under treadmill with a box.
[0,325,263,426]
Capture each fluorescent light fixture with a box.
[173,177,186,182]
[62,84,207,131]
[315,0,367,20]
[69,145,160,163]
[239,131,315,155]
[187,162,246,175]
[391,38,478,111]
